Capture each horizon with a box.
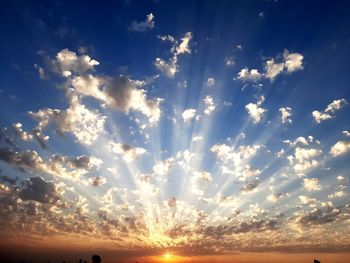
[0,0,350,262]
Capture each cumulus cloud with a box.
[267,193,284,202]
[153,158,174,176]
[265,59,285,80]
[283,49,304,73]
[343,130,350,137]
[241,180,260,192]
[279,107,292,124]
[236,68,262,82]
[203,96,216,115]
[237,49,304,82]
[53,49,99,77]
[89,176,107,186]
[129,13,155,33]
[328,191,345,199]
[182,108,197,123]
[154,57,178,78]
[192,136,203,142]
[290,147,322,175]
[71,75,162,124]
[155,32,192,78]
[107,141,147,162]
[245,96,267,123]
[330,141,350,157]
[0,147,100,180]
[225,57,235,66]
[206,77,215,87]
[19,177,62,204]
[303,178,321,191]
[312,99,348,123]
[29,92,107,145]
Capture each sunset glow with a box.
[0,1,350,263]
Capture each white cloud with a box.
[225,57,235,66]
[206,77,215,87]
[154,57,178,78]
[175,32,192,55]
[342,131,350,137]
[299,195,316,205]
[192,136,203,142]
[236,68,262,82]
[237,49,304,82]
[303,178,321,191]
[328,191,345,199]
[279,107,292,124]
[265,59,285,80]
[107,142,147,162]
[283,49,304,73]
[55,49,99,77]
[29,92,106,145]
[71,74,162,124]
[267,193,283,202]
[312,99,348,123]
[203,96,216,115]
[154,32,192,78]
[245,96,267,123]
[129,13,155,33]
[153,158,174,176]
[330,141,350,157]
[288,146,322,175]
[182,108,197,123]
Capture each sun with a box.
[163,253,173,260]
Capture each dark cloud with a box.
[19,177,61,204]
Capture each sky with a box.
[0,0,350,262]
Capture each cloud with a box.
[153,158,174,176]
[71,74,162,124]
[19,177,62,204]
[267,193,284,202]
[168,197,177,208]
[154,57,178,78]
[283,49,304,73]
[290,147,322,175]
[107,142,147,162]
[29,92,107,145]
[55,48,99,77]
[241,180,260,192]
[155,32,192,78]
[206,77,215,87]
[303,178,321,191]
[225,57,235,66]
[330,141,350,157]
[279,107,292,124]
[299,195,316,205]
[328,191,345,199]
[297,205,341,226]
[236,68,262,82]
[312,99,348,123]
[245,96,267,123]
[193,170,212,183]
[192,136,203,142]
[237,49,304,82]
[129,13,155,33]
[203,96,216,115]
[343,130,350,137]
[265,59,285,80]
[283,136,316,148]
[182,108,197,123]
[0,147,100,180]
[89,176,107,186]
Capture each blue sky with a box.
[0,0,350,261]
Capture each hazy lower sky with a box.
[0,0,350,262]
